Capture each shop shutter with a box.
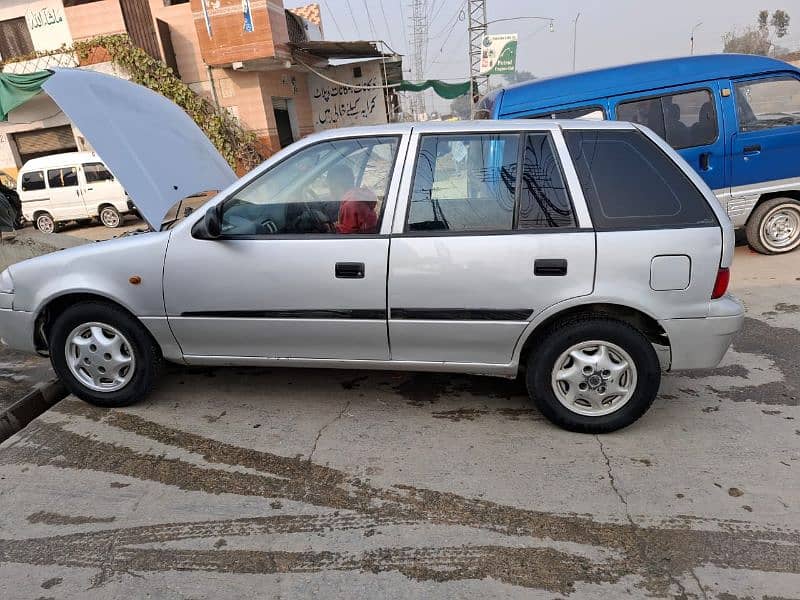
[13,126,78,162]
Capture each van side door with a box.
[611,83,726,193]
[727,74,800,222]
[80,162,126,217]
[18,170,50,222]
[387,126,595,366]
[46,165,88,220]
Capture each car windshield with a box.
[161,191,219,230]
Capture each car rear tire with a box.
[35,212,55,234]
[746,197,800,255]
[99,205,122,228]
[49,301,161,408]
[525,317,661,433]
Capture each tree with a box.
[723,9,790,55]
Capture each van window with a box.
[529,106,606,120]
[83,162,114,183]
[407,134,519,232]
[734,76,800,132]
[564,129,716,230]
[616,90,717,149]
[47,167,78,188]
[20,171,45,192]
[518,133,575,229]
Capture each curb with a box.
[0,379,68,444]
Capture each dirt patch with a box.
[0,400,796,596]
[27,511,115,526]
[431,408,489,422]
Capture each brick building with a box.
[0,0,401,180]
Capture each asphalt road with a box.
[0,246,798,599]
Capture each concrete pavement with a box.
[0,246,797,599]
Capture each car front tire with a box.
[99,205,122,228]
[35,212,55,234]
[526,317,661,433]
[746,197,800,255]
[49,301,161,408]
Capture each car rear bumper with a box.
[0,307,37,354]
[660,295,745,371]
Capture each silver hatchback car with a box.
[0,70,744,433]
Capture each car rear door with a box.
[612,83,727,193]
[387,123,595,366]
[45,164,88,220]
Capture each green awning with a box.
[0,71,53,121]
[398,79,470,100]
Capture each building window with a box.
[63,1,106,6]
[162,0,190,5]
[0,18,34,60]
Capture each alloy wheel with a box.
[65,321,136,392]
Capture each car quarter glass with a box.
[564,129,717,230]
[220,136,399,236]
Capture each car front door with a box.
[163,132,408,361]
[729,74,800,193]
[46,165,88,220]
[387,126,595,366]
[612,84,727,193]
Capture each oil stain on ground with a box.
[0,400,797,597]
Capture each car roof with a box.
[20,151,103,171]
[496,53,799,116]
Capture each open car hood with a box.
[43,69,237,230]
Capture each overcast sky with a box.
[289,0,800,113]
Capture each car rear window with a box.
[564,129,717,230]
[20,170,45,192]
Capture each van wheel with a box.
[526,317,660,433]
[99,205,122,228]
[49,301,161,408]
[746,198,800,254]
[35,212,55,234]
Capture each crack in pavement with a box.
[308,400,350,463]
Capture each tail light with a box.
[711,267,730,299]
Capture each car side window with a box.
[518,133,575,229]
[616,90,717,149]
[20,171,45,192]
[83,162,114,183]
[734,76,800,132]
[564,129,716,230]
[221,136,399,236]
[47,167,78,188]
[406,134,519,232]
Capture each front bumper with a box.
[660,295,745,371]
[0,306,37,354]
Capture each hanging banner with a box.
[242,0,254,32]
[479,33,518,75]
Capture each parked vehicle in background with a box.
[17,152,134,233]
[0,179,22,229]
[481,54,800,254]
[0,69,744,433]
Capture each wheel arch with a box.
[515,302,669,374]
[747,190,800,225]
[34,292,157,355]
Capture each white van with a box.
[17,152,133,233]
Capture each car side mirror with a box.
[194,204,222,239]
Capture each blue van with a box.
[480,54,800,254]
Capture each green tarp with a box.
[398,79,470,100]
[0,71,53,121]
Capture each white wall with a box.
[0,1,73,58]
[308,61,389,131]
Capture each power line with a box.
[320,0,344,39]
[343,0,362,38]
[378,0,396,49]
[429,0,466,40]
[362,0,379,40]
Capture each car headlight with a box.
[0,269,14,293]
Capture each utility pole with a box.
[409,0,428,119]
[467,0,488,119]
[572,12,581,72]
[690,21,703,55]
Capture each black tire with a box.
[745,197,800,255]
[526,317,661,433]
[99,205,122,228]
[49,301,161,407]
